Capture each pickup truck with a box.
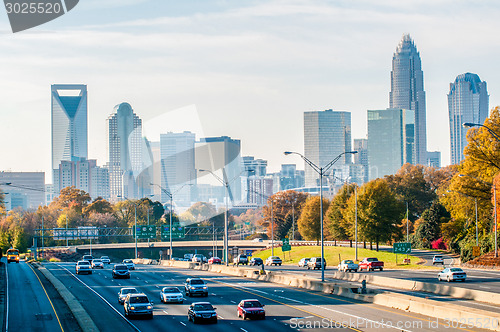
[358,257,384,271]
[337,259,358,272]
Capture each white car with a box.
[438,267,467,282]
[338,259,358,272]
[252,238,263,242]
[123,259,135,270]
[265,256,282,266]
[192,254,206,263]
[298,258,310,267]
[118,287,138,304]
[432,255,444,265]
[100,256,111,264]
[91,259,104,269]
[76,261,92,275]
[160,287,184,303]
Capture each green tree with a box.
[83,197,114,216]
[349,179,404,251]
[261,190,308,240]
[297,196,330,242]
[325,183,356,243]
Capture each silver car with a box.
[123,259,135,270]
[124,293,153,319]
[160,287,184,303]
[118,287,138,304]
[438,267,467,282]
[76,261,92,275]
[91,259,104,269]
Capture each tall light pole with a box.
[285,150,357,282]
[354,185,358,261]
[150,183,192,260]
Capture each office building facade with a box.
[51,84,88,178]
[303,109,351,187]
[0,172,46,210]
[368,108,415,179]
[448,73,489,164]
[390,35,427,165]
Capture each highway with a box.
[4,260,81,332]
[42,262,491,332]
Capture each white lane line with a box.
[180,322,186,326]
[230,300,236,304]
[240,328,248,332]
[218,315,225,319]
[479,286,491,289]
[163,310,168,314]
[214,279,411,332]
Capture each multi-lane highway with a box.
[4,259,81,332]
[31,261,493,332]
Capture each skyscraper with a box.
[303,109,351,187]
[353,138,368,183]
[51,84,88,177]
[160,131,196,205]
[448,73,489,164]
[368,108,415,180]
[106,102,144,200]
[390,35,427,165]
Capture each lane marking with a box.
[163,310,168,314]
[218,315,225,319]
[27,263,64,332]
[180,322,186,326]
[230,300,236,304]
[240,328,248,332]
[54,264,142,332]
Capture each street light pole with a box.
[285,150,357,282]
[355,186,358,261]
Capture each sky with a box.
[1,0,500,182]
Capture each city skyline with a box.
[2,1,500,178]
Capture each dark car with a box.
[124,293,153,319]
[184,278,208,297]
[188,302,217,324]
[237,299,265,320]
[249,257,263,266]
[82,255,93,263]
[112,264,131,279]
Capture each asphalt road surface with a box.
[5,260,81,332]
[42,262,493,332]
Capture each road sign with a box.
[393,242,411,254]
[282,238,291,252]
[472,246,480,257]
[161,225,185,240]
[136,225,156,239]
[246,250,253,257]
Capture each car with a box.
[192,254,206,263]
[124,293,153,319]
[338,259,358,272]
[113,264,131,279]
[76,260,92,275]
[123,259,135,270]
[100,256,111,264]
[208,257,221,264]
[307,257,326,270]
[233,254,248,265]
[188,302,217,324]
[252,238,263,242]
[298,258,310,267]
[184,278,208,297]
[265,256,282,266]
[82,255,93,263]
[237,299,265,320]
[249,257,263,266]
[438,267,467,282]
[160,287,184,303]
[118,287,138,304]
[432,255,444,265]
[358,257,384,271]
[91,259,104,269]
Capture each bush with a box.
[49,257,61,262]
[431,238,447,250]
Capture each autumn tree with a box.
[325,183,356,244]
[297,196,330,243]
[261,190,308,240]
[83,197,114,216]
[348,179,404,251]
[50,186,91,214]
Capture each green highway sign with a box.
[161,225,185,240]
[393,242,411,254]
[136,225,157,239]
[282,238,291,252]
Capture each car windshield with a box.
[194,304,213,311]
[101,256,109,259]
[79,261,90,265]
[253,258,262,261]
[434,256,443,259]
[162,287,180,293]
[123,260,132,263]
[190,279,204,285]
[129,296,149,304]
[270,256,280,260]
[243,301,262,308]
[345,260,353,264]
[121,288,137,294]
[240,255,247,258]
[93,260,102,263]
[450,268,463,272]
[115,265,128,271]
[367,258,378,262]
